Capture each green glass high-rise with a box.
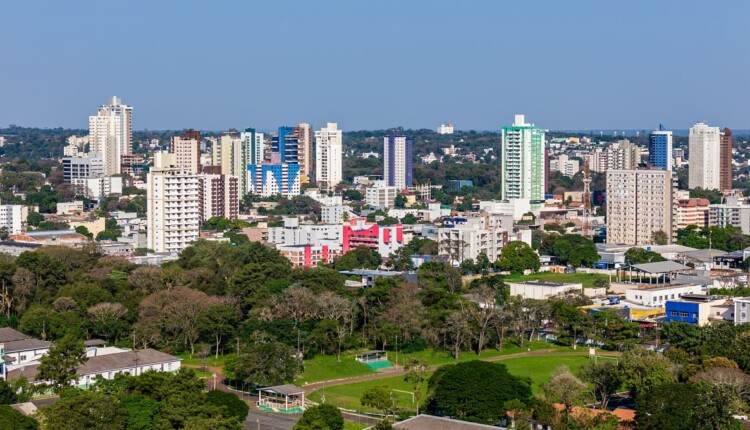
[500,114,546,209]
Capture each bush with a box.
[206,390,249,423]
[0,405,38,430]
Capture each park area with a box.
[306,354,591,414]
[295,340,569,385]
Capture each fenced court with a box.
[355,350,393,371]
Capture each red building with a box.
[342,219,403,258]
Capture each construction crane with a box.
[582,158,592,238]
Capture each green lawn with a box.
[308,354,590,413]
[344,420,372,430]
[502,272,609,288]
[175,353,229,367]
[307,374,428,414]
[500,355,589,395]
[296,353,376,385]
[394,340,567,367]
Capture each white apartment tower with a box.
[147,166,200,253]
[688,122,721,190]
[606,169,675,246]
[315,123,343,189]
[88,96,132,176]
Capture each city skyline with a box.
[2,1,749,131]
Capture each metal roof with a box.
[3,338,50,353]
[0,327,29,343]
[258,384,305,396]
[631,261,690,273]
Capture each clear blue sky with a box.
[2,1,748,132]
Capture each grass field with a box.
[307,354,590,413]
[296,354,376,385]
[502,272,609,288]
[174,353,229,367]
[296,341,568,384]
[344,420,373,430]
[394,340,567,368]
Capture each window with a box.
[670,311,678,316]
[20,355,26,361]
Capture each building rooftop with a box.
[7,348,180,382]
[0,327,29,343]
[509,280,577,287]
[679,249,728,262]
[632,261,690,273]
[393,415,502,430]
[3,338,50,353]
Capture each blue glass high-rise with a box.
[648,124,673,170]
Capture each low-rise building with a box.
[665,294,733,326]
[9,230,89,247]
[625,284,704,307]
[277,244,339,267]
[506,281,583,300]
[709,197,750,234]
[56,201,85,215]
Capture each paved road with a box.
[303,348,621,394]
[244,409,300,430]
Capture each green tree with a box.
[293,404,344,430]
[332,246,382,271]
[636,382,742,430]
[223,342,300,387]
[577,360,622,410]
[360,385,393,417]
[624,247,666,265]
[119,394,161,430]
[401,214,418,225]
[541,366,590,414]
[538,234,598,267]
[27,211,44,227]
[403,358,428,414]
[0,380,16,405]
[36,335,87,392]
[74,225,93,239]
[618,347,675,399]
[0,405,38,430]
[40,389,127,430]
[205,391,249,424]
[651,230,669,245]
[198,304,238,359]
[394,195,407,209]
[427,361,532,424]
[496,242,540,274]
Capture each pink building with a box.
[342,219,403,258]
[278,244,339,267]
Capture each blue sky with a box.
[1,1,748,132]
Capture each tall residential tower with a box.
[500,115,546,208]
[720,128,733,192]
[88,96,132,176]
[688,122,721,190]
[383,129,413,189]
[315,123,343,190]
[648,125,672,170]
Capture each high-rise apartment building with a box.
[709,197,750,234]
[247,161,301,197]
[147,166,200,253]
[170,129,201,174]
[688,122,721,190]
[720,128,733,192]
[198,174,239,223]
[500,115,545,207]
[211,130,243,177]
[648,125,673,170]
[240,128,265,194]
[271,124,312,183]
[383,129,413,189]
[315,123,343,190]
[588,139,640,173]
[88,96,132,176]
[675,198,710,230]
[606,169,675,245]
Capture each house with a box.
[394,415,510,430]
